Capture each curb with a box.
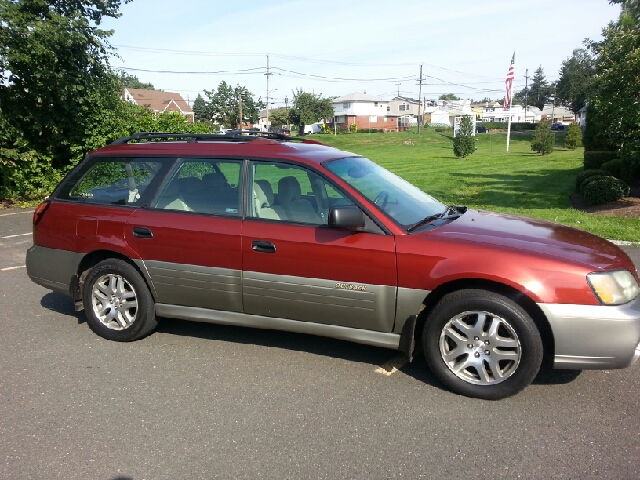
[609,240,640,247]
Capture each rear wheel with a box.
[423,289,543,400]
[82,258,156,341]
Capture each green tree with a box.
[585,1,640,182]
[531,120,554,155]
[0,0,128,169]
[438,93,460,100]
[289,89,334,136]
[529,66,550,110]
[453,116,475,158]
[564,123,583,150]
[192,94,208,123]
[268,107,290,129]
[556,49,595,114]
[202,81,263,129]
[118,71,155,90]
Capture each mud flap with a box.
[398,315,417,362]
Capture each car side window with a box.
[152,159,242,216]
[249,162,354,225]
[62,159,163,206]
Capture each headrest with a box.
[202,172,226,190]
[177,176,203,192]
[253,182,268,208]
[255,180,274,206]
[278,176,301,203]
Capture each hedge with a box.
[583,151,618,170]
[575,169,608,192]
[601,158,622,179]
[582,176,630,205]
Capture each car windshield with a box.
[324,157,446,229]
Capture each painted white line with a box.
[0,211,33,217]
[0,265,26,272]
[0,233,31,239]
[374,354,408,376]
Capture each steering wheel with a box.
[373,190,389,209]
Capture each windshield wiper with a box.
[407,205,466,232]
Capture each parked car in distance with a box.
[27,131,640,400]
[277,128,290,135]
[475,125,488,133]
[551,123,565,131]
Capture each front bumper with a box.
[538,295,640,370]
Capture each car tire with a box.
[82,258,157,342]
[422,289,543,400]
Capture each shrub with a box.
[575,169,608,192]
[531,121,554,155]
[582,176,630,205]
[511,122,536,131]
[480,122,508,130]
[583,150,618,170]
[564,123,583,150]
[601,158,622,179]
[357,128,379,133]
[349,123,357,133]
[453,116,475,158]
[619,146,640,185]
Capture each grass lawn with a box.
[310,129,639,242]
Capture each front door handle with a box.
[252,240,276,253]
[132,226,153,239]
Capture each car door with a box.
[125,158,244,312]
[242,160,397,333]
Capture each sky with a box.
[101,0,622,108]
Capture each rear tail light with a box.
[33,200,50,226]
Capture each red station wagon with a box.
[27,131,640,399]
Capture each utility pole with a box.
[416,65,426,134]
[265,55,272,132]
[395,83,401,97]
[550,83,557,126]
[238,95,243,130]
[523,69,529,123]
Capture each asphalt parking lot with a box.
[1,208,638,480]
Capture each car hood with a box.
[427,209,635,273]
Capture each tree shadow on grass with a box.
[446,168,583,210]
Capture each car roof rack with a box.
[109,130,321,146]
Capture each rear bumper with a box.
[26,245,82,296]
[538,296,640,370]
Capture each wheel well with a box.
[72,250,155,302]
[416,279,555,367]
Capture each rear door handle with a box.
[132,226,153,239]
[252,240,276,253]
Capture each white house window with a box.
[343,102,351,108]
[387,106,390,112]
[374,102,378,107]
[335,115,345,123]
[369,116,377,123]
[399,104,408,111]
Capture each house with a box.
[429,100,474,127]
[577,104,587,128]
[122,88,194,122]
[480,103,541,123]
[387,96,428,129]
[331,93,398,132]
[541,104,575,125]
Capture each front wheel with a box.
[422,289,543,400]
[82,258,157,341]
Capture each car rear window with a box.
[57,158,166,206]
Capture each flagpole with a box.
[506,80,513,152]
[506,53,515,152]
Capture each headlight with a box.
[587,270,640,305]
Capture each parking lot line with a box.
[374,354,408,376]
[0,233,31,239]
[1,265,26,272]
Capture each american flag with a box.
[503,53,515,111]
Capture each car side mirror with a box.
[328,206,365,230]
